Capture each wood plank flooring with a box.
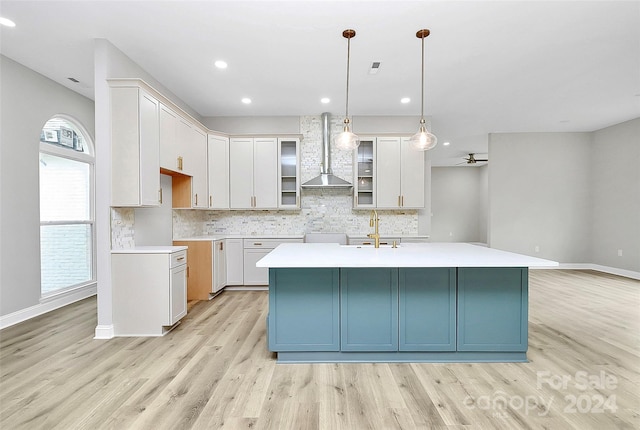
[1,270,638,429]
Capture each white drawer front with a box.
[171,250,187,268]
[243,238,302,249]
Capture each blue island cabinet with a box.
[457,267,528,352]
[268,268,340,351]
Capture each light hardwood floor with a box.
[1,270,638,429]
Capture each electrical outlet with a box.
[534,246,540,253]
[618,249,623,257]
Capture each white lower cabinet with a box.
[213,239,226,293]
[243,238,303,285]
[112,247,187,336]
[225,239,244,286]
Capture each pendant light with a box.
[334,29,360,151]
[409,29,437,151]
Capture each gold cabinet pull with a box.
[398,196,401,207]
[209,195,212,207]
[195,193,198,205]
[401,195,404,207]
[220,242,224,251]
[159,188,163,204]
[177,156,183,171]
[177,256,185,261]
[254,242,262,246]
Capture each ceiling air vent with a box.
[369,62,381,75]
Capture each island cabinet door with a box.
[398,268,456,351]
[340,268,399,351]
[268,268,340,352]
[457,267,529,352]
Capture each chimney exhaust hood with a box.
[301,112,353,189]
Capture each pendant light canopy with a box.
[409,29,437,151]
[334,29,360,151]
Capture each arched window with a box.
[39,116,95,297]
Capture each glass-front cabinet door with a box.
[278,138,300,209]
[353,138,375,208]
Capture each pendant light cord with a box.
[420,34,425,121]
[345,35,351,119]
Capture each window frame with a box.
[39,115,96,299]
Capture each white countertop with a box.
[111,246,187,254]
[256,243,559,268]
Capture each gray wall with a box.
[430,166,487,243]
[590,118,640,271]
[0,55,95,316]
[487,128,639,269]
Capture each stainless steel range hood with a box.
[301,112,353,188]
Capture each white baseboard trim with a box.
[0,284,97,330]
[94,324,115,339]
[532,263,640,280]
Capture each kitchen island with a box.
[257,242,557,363]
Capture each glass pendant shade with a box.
[334,121,360,150]
[409,123,437,151]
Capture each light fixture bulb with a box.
[334,121,359,151]
[409,124,437,151]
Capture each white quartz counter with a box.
[111,246,187,254]
[256,243,558,268]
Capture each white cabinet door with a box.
[400,137,425,208]
[243,248,270,285]
[225,238,244,285]
[170,264,187,324]
[176,118,193,174]
[353,138,376,208]
[278,138,300,209]
[213,240,226,293]
[208,134,229,209]
[253,138,278,209]
[159,104,181,172]
[189,126,208,208]
[229,138,255,209]
[111,86,160,207]
[376,137,402,209]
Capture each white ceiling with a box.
[1,1,639,166]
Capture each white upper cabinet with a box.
[110,83,160,207]
[229,137,278,209]
[159,104,182,173]
[185,125,208,209]
[277,138,300,209]
[207,134,230,209]
[376,137,425,209]
[353,138,376,208]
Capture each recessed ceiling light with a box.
[214,60,227,69]
[0,17,16,27]
[443,141,450,146]
[321,97,330,104]
[401,97,410,104]
[241,98,252,104]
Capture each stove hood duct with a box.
[301,112,353,188]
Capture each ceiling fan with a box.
[458,153,488,165]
